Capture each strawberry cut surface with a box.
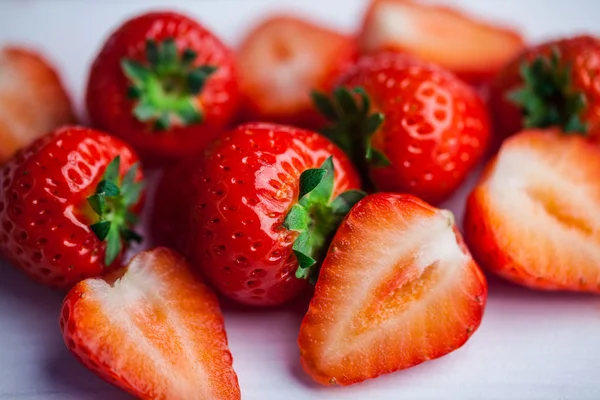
[298,193,487,386]
[60,247,241,400]
[464,129,600,292]
[237,16,356,128]
[358,0,524,83]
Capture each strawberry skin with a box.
[315,52,490,204]
[60,247,240,400]
[86,11,239,166]
[490,36,600,141]
[299,193,487,386]
[0,46,75,164]
[464,129,600,292]
[237,15,357,129]
[174,122,361,306]
[150,157,195,249]
[358,0,524,84]
[0,126,144,288]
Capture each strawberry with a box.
[60,247,241,400]
[358,0,524,84]
[86,11,239,166]
[464,129,600,292]
[312,52,490,204]
[0,126,144,288]
[167,122,362,306]
[0,46,75,164]
[150,156,195,249]
[298,193,487,386]
[237,15,356,128]
[490,35,600,142]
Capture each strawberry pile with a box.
[1,1,599,398]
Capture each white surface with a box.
[1,1,600,399]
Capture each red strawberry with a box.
[60,247,241,400]
[0,126,144,288]
[86,11,239,166]
[490,35,600,142]
[358,0,524,84]
[0,46,75,164]
[150,157,195,249]
[237,15,356,128]
[166,122,362,306]
[298,193,487,386]
[464,129,600,292]
[313,52,490,204]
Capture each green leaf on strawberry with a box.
[312,87,387,190]
[121,38,218,131]
[283,156,365,283]
[87,156,144,266]
[508,47,588,135]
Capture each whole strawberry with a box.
[0,126,144,288]
[490,35,600,141]
[155,122,362,306]
[313,52,490,204]
[86,11,239,166]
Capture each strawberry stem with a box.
[508,47,588,135]
[312,87,387,191]
[87,156,144,266]
[121,38,218,131]
[283,156,365,283]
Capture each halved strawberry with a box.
[60,247,241,399]
[0,46,75,164]
[298,193,487,386]
[237,15,356,128]
[464,129,600,292]
[358,0,525,83]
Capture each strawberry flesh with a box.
[237,16,356,127]
[464,129,600,292]
[60,247,241,400]
[359,0,524,83]
[299,193,487,386]
[0,46,74,163]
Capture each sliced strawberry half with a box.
[358,0,525,83]
[237,15,356,128]
[464,129,600,292]
[298,193,487,386]
[60,247,241,400]
[0,46,75,164]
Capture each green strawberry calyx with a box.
[508,47,588,135]
[121,38,218,131]
[312,87,388,190]
[87,156,144,266]
[283,156,366,284]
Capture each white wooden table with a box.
[1,1,599,399]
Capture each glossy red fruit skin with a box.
[0,126,142,288]
[338,53,490,204]
[490,35,600,142]
[150,157,195,249]
[180,122,361,306]
[86,11,239,166]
